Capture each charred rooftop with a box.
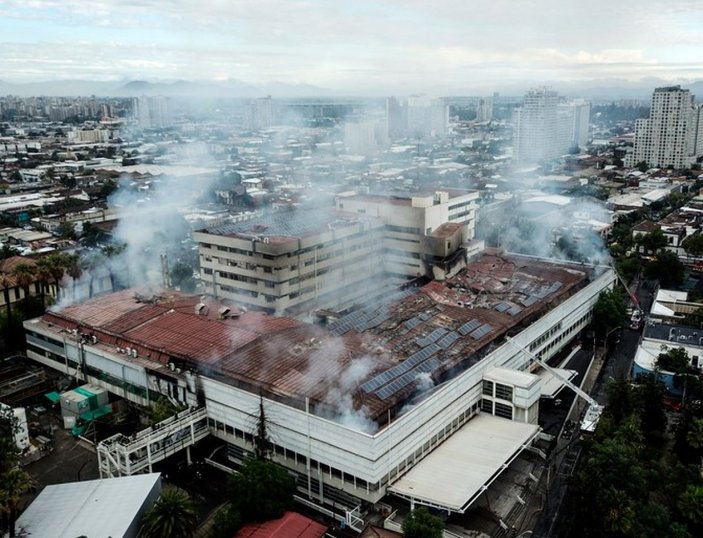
[30,250,599,431]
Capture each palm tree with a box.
[101,244,126,291]
[138,487,198,538]
[34,257,53,309]
[0,274,12,321]
[0,467,34,537]
[64,253,82,301]
[11,263,36,315]
[45,253,68,302]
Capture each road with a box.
[530,326,641,537]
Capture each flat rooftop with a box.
[198,207,373,244]
[388,414,540,512]
[35,251,595,430]
[15,473,160,538]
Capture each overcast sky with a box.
[1,0,702,93]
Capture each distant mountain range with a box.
[0,78,332,98]
[1,77,703,101]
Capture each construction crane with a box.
[506,337,603,433]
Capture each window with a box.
[494,402,513,419]
[481,399,493,413]
[482,380,494,397]
[495,383,513,401]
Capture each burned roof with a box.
[37,252,593,430]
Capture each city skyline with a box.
[1,0,702,95]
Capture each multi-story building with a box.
[194,191,481,315]
[625,86,703,169]
[513,89,590,164]
[335,190,482,281]
[194,208,387,315]
[134,96,171,129]
[244,96,274,131]
[476,96,493,122]
[385,96,448,139]
[513,88,560,165]
[23,253,615,522]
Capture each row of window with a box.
[529,321,563,352]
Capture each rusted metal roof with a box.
[37,252,593,427]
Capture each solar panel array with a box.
[508,305,523,316]
[470,323,493,340]
[327,288,419,336]
[415,328,448,348]
[403,316,423,331]
[375,357,442,400]
[458,319,481,335]
[437,331,460,350]
[360,342,441,394]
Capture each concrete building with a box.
[513,88,560,164]
[385,96,448,139]
[194,207,387,315]
[625,86,703,169]
[476,96,493,122]
[23,253,615,524]
[335,190,482,281]
[245,96,274,131]
[194,191,480,315]
[513,89,589,164]
[134,96,171,129]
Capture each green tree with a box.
[55,221,77,240]
[402,507,444,538]
[226,459,295,523]
[638,228,668,254]
[34,257,53,309]
[99,179,118,199]
[656,347,690,374]
[615,254,641,283]
[645,250,685,287]
[0,275,13,322]
[138,487,198,538]
[11,263,35,314]
[592,289,628,338]
[150,396,185,426]
[677,485,703,525]
[81,221,100,247]
[1,406,35,538]
[637,160,649,173]
[170,262,195,293]
[683,234,703,257]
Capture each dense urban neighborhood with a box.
[2,82,703,538]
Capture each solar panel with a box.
[470,323,493,340]
[437,331,460,349]
[415,328,448,348]
[507,305,523,316]
[458,319,481,335]
[494,302,511,313]
[521,296,539,307]
[404,316,423,330]
[362,343,441,395]
[360,312,391,330]
[419,312,432,321]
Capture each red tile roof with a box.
[235,512,327,538]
